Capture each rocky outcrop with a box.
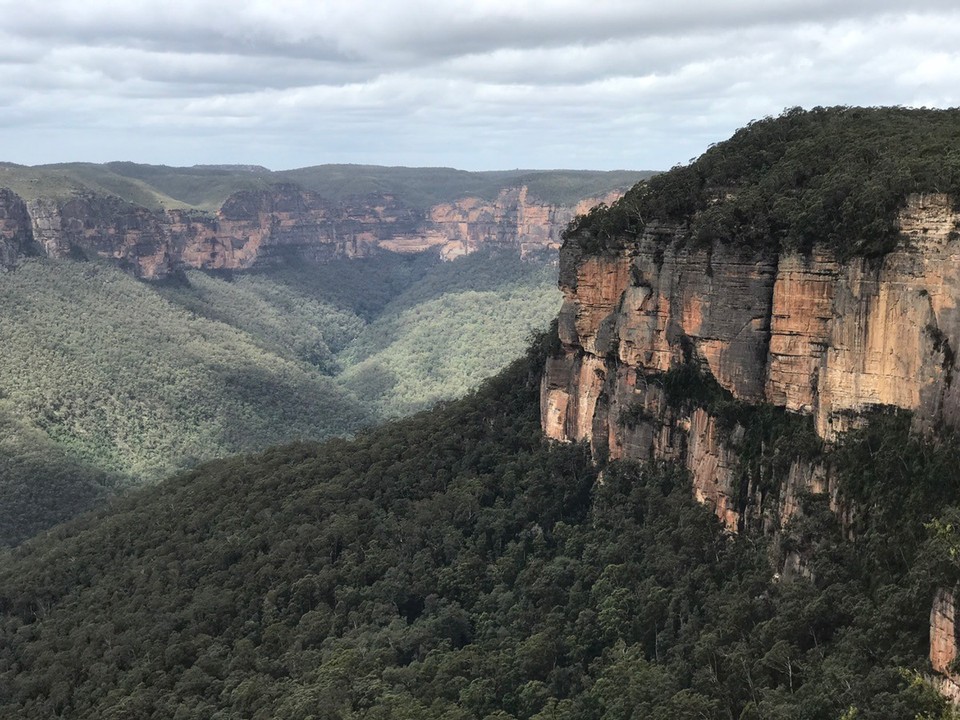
[931,587,960,701]
[0,184,621,278]
[542,193,960,531]
[0,189,35,269]
[27,195,184,277]
[932,587,958,676]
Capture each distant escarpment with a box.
[0,172,629,278]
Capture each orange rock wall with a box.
[932,587,958,676]
[931,587,960,702]
[542,193,960,530]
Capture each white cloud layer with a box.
[1,0,959,169]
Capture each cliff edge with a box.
[542,106,960,530]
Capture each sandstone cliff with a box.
[541,193,960,530]
[1,183,622,278]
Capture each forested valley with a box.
[0,249,560,544]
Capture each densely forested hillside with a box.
[0,342,957,719]
[0,260,371,479]
[0,250,560,544]
[0,402,116,547]
[10,108,960,718]
[339,254,560,417]
[570,106,960,258]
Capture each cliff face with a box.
[27,195,195,277]
[0,189,35,269]
[542,193,960,531]
[1,184,619,278]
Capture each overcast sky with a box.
[1,1,959,171]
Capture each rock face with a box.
[0,184,621,278]
[932,587,958,676]
[931,587,960,701]
[0,189,35,269]
[542,193,960,530]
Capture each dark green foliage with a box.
[728,404,823,501]
[618,401,655,429]
[566,107,960,259]
[0,351,953,719]
[657,361,730,411]
[539,317,563,359]
[830,409,960,587]
[0,402,117,545]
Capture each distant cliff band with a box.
[0,184,621,278]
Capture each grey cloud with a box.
[0,1,959,170]
[5,1,958,65]
[81,51,377,95]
